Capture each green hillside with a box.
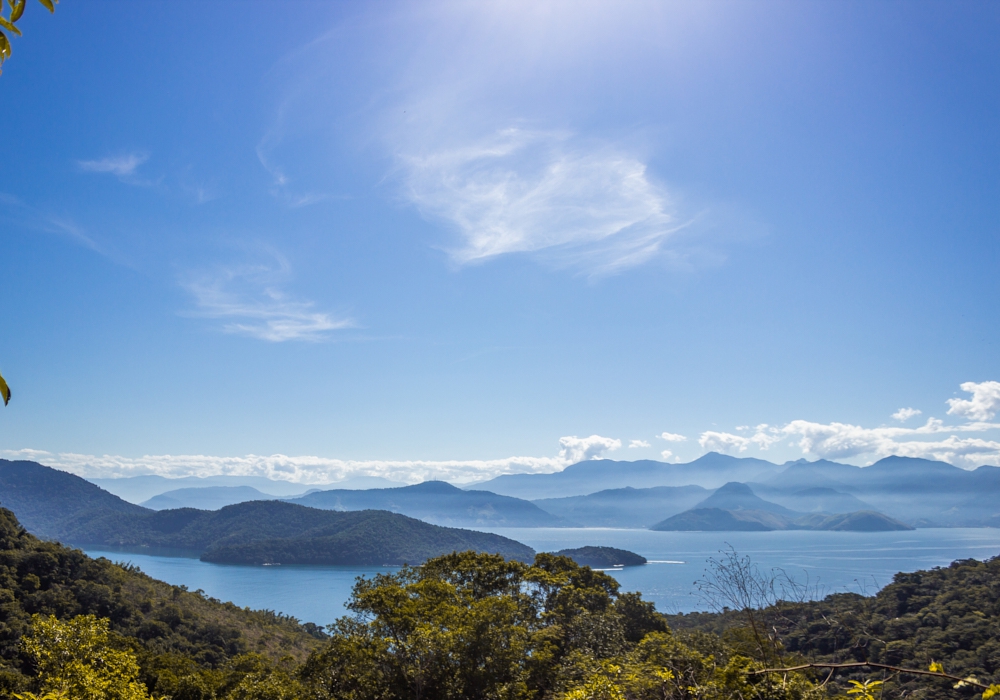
[63,502,534,565]
[0,508,322,697]
[666,554,1000,698]
[0,460,535,565]
[199,506,535,564]
[0,459,148,538]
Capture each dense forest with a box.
[2,502,999,699]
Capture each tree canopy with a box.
[298,550,819,700]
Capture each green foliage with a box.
[844,679,882,700]
[21,614,154,700]
[0,0,56,75]
[0,370,9,406]
[298,550,820,700]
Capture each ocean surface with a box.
[83,527,1000,626]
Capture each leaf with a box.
[37,0,54,12]
[0,16,21,36]
[0,31,9,62]
[929,662,944,673]
[11,0,24,22]
[0,371,9,406]
[984,684,1000,700]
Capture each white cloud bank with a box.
[400,129,679,274]
[2,434,623,484]
[697,381,1000,468]
[11,382,1000,484]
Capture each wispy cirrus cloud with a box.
[2,434,624,484]
[0,192,121,260]
[78,152,149,179]
[182,253,352,342]
[399,128,679,273]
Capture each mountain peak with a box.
[404,480,462,493]
[713,482,756,496]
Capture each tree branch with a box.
[750,662,988,690]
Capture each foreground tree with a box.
[19,614,155,700]
[299,551,821,700]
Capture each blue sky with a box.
[1,0,998,483]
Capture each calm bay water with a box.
[83,528,1000,626]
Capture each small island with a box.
[552,546,647,568]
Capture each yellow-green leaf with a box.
[0,31,10,62]
[0,16,21,36]
[0,371,9,406]
[37,0,54,13]
[930,662,945,673]
[11,0,25,22]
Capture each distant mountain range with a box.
[471,453,781,498]
[0,460,533,564]
[90,474,406,504]
[480,453,1000,528]
[142,486,280,511]
[10,451,1000,534]
[750,457,1000,526]
[287,481,566,527]
[533,485,709,528]
[650,482,912,532]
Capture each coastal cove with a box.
[84,527,1000,626]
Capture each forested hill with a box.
[666,554,1000,698]
[0,460,535,565]
[56,500,534,565]
[0,459,147,538]
[0,507,322,697]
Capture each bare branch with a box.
[749,662,988,691]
